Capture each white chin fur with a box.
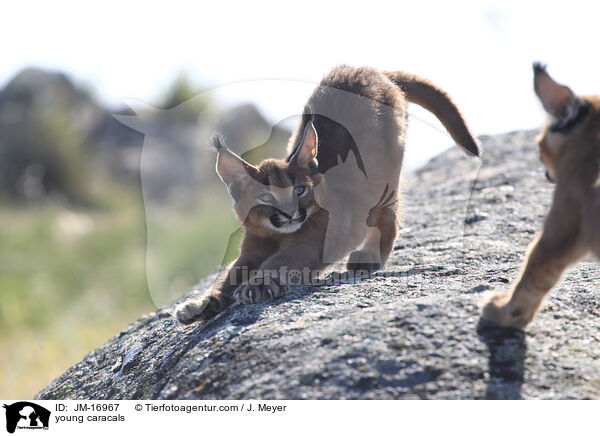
[267,220,304,234]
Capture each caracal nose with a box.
[278,199,298,218]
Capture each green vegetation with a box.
[0,69,246,399]
[0,185,146,397]
[158,72,215,123]
[0,186,240,399]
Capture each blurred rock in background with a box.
[0,67,290,205]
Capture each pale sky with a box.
[3,0,599,169]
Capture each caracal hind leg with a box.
[347,187,399,272]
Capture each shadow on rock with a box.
[476,319,527,400]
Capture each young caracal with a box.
[176,65,479,324]
[482,63,600,329]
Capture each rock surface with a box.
[36,130,600,400]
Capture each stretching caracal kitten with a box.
[176,65,479,324]
[482,63,600,329]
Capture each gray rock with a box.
[35,129,600,400]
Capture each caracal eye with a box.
[258,193,275,203]
[294,185,306,196]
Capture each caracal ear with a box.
[533,62,578,121]
[211,135,257,194]
[290,121,319,168]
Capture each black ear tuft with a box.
[209,134,227,152]
[533,62,579,122]
[532,62,547,74]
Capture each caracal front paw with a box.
[481,289,533,330]
[233,280,287,305]
[174,292,228,324]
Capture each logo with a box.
[3,402,50,434]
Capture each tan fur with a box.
[176,65,478,324]
[482,66,600,329]
[385,72,479,156]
